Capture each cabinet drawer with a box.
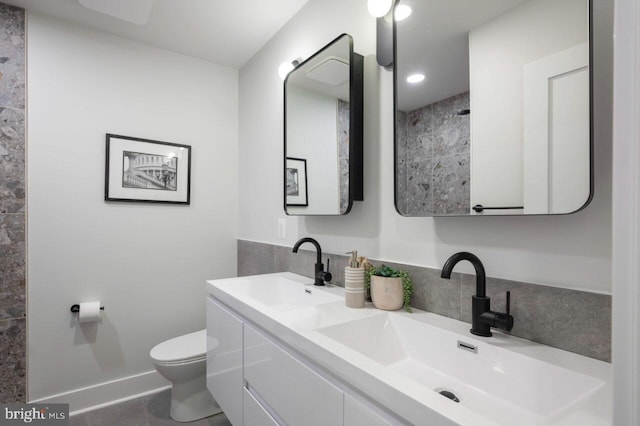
[244,323,343,426]
[345,393,407,426]
[243,388,279,426]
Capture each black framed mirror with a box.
[284,34,363,216]
[393,0,592,216]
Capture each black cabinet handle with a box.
[473,204,524,213]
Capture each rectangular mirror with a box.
[394,0,592,216]
[284,34,363,215]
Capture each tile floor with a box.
[69,389,232,426]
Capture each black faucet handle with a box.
[324,258,332,282]
[501,291,514,332]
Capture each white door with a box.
[523,42,590,214]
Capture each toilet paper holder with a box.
[70,304,105,313]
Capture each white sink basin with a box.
[213,273,342,311]
[316,313,606,424]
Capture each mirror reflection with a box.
[394,0,591,216]
[285,34,362,215]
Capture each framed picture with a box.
[105,133,191,204]
[286,157,308,206]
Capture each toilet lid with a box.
[150,329,207,363]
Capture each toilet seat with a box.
[150,329,207,364]
[152,354,206,367]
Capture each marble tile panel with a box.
[406,159,433,216]
[405,132,433,164]
[240,240,343,285]
[0,213,25,319]
[407,266,462,319]
[239,240,611,361]
[274,244,310,277]
[325,252,351,288]
[0,3,25,109]
[431,92,470,158]
[338,99,349,214]
[396,111,408,214]
[396,110,408,157]
[237,239,276,277]
[461,275,611,362]
[400,93,470,216]
[0,317,26,403]
[273,243,350,288]
[432,154,470,215]
[367,260,462,318]
[0,107,25,213]
[405,108,433,162]
[395,159,408,214]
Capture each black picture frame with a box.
[105,133,191,204]
[285,157,308,206]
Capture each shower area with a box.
[396,91,471,216]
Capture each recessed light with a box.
[395,5,412,21]
[406,73,426,83]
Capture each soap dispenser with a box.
[344,250,365,308]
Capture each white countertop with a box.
[207,272,611,426]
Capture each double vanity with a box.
[207,0,607,423]
[206,273,611,425]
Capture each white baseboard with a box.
[29,370,171,416]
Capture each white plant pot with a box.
[370,276,404,311]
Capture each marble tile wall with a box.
[338,99,349,214]
[237,240,611,362]
[396,92,470,216]
[0,2,26,403]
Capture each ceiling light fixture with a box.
[394,5,412,21]
[406,73,426,83]
[367,0,393,18]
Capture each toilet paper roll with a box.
[78,301,102,323]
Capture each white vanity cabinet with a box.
[243,322,343,426]
[344,394,394,426]
[206,297,243,426]
[207,295,404,426]
[207,274,612,426]
[242,389,279,426]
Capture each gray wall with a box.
[0,2,26,403]
[238,239,611,362]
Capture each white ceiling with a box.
[2,0,309,68]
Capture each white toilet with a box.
[150,329,222,422]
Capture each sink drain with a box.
[435,388,460,403]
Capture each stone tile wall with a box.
[396,92,471,216]
[0,2,26,403]
[238,240,611,362]
[338,99,349,213]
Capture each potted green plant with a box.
[365,264,413,312]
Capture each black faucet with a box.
[292,237,332,286]
[440,252,514,337]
